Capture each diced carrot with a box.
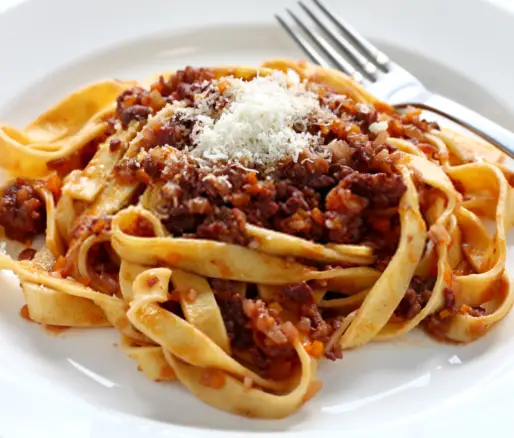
[305,340,324,359]
[458,305,472,316]
[246,172,258,185]
[45,173,62,201]
[443,269,453,286]
[200,369,226,389]
[53,255,67,272]
[439,309,452,319]
[269,302,283,312]
[311,208,324,225]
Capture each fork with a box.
[276,0,514,158]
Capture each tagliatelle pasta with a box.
[0,60,512,419]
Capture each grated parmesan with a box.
[356,103,371,114]
[181,72,330,167]
[369,121,389,134]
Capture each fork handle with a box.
[395,94,514,159]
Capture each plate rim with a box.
[1,0,514,436]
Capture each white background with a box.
[0,0,514,13]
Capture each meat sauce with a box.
[108,68,441,368]
[0,67,444,374]
[210,278,343,371]
[115,146,405,266]
[0,178,46,242]
[107,67,439,271]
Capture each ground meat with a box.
[109,71,412,261]
[395,276,436,320]
[0,179,45,241]
[110,68,215,136]
[116,87,156,128]
[209,278,240,294]
[117,145,405,250]
[323,318,344,361]
[216,293,254,350]
[283,282,315,305]
[86,242,120,296]
[195,207,248,245]
[301,303,335,344]
[211,283,300,373]
[361,211,402,271]
[150,66,216,101]
[210,277,342,367]
[343,172,406,208]
[323,185,367,243]
[109,138,122,152]
[120,105,151,128]
[325,347,343,361]
[424,309,455,340]
[243,299,297,360]
[417,285,460,339]
[249,347,271,371]
[150,112,195,150]
[142,148,169,180]
[158,204,203,236]
[443,287,456,311]
[18,248,37,261]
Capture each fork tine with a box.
[298,1,377,81]
[313,0,390,72]
[286,9,364,82]
[276,15,330,68]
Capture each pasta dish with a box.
[0,60,512,418]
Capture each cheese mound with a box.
[188,72,327,166]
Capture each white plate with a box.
[0,0,514,436]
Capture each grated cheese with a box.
[202,173,233,188]
[184,72,329,167]
[369,121,389,134]
[356,103,371,114]
[286,68,301,85]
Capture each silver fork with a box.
[276,0,514,158]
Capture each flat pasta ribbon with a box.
[0,80,134,177]
[340,167,427,349]
[128,268,319,419]
[0,59,513,420]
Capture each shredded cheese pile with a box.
[184,72,329,166]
